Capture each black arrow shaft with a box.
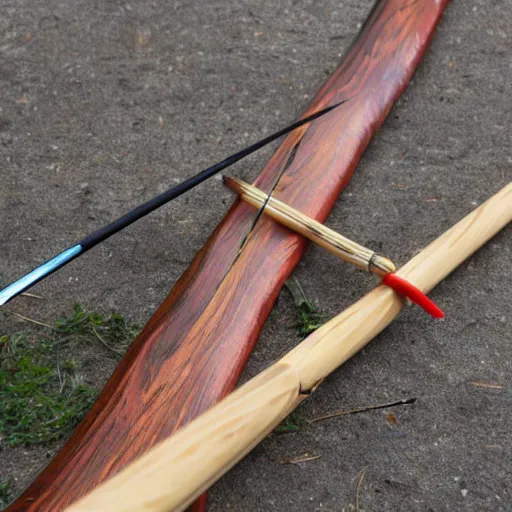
[0,101,344,306]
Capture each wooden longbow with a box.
[5,1,450,510]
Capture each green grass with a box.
[295,301,323,337]
[0,332,96,446]
[0,305,139,447]
[55,303,140,354]
[0,479,12,508]
[274,411,307,435]
[285,277,324,338]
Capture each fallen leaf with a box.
[386,412,398,426]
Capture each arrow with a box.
[0,101,345,306]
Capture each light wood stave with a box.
[68,182,512,512]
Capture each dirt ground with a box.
[0,1,511,511]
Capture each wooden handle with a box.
[67,184,512,512]
[224,176,396,276]
[7,2,450,510]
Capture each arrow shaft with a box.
[0,102,342,306]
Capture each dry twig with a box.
[355,468,366,512]
[12,312,54,330]
[279,453,321,465]
[309,398,416,424]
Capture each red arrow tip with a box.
[382,273,445,319]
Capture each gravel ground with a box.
[0,1,510,511]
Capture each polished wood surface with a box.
[67,183,512,512]
[224,176,396,275]
[6,1,450,510]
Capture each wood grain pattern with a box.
[224,176,396,275]
[67,182,512,512]
[6,1,450,510]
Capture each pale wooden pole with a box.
[67,182,512,512]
